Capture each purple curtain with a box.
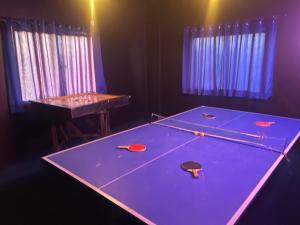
[1,18,106,112]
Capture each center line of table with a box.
[98,136,200,189]
[218,112,249,128]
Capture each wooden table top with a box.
[33,93,127,109]
[31,93,130,119]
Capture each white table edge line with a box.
[43,123,150,158]
[208,106,300,122]
[226,131,300,225]
[43,106,206,159]
[42,157,156,225]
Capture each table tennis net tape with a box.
[151,113,289,162]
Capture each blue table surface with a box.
[45,106,300,225]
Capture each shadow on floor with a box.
[0,119,147,225]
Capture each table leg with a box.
[105,111,111,135]
[99,111,110,136]
[58,124,69,142]
[65,121,87,141]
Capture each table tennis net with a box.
[151,114,287,155]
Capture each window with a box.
[14,31,96,101]
[2,18,106,112]
[182,19,277,99]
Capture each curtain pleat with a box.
[182,18,277,100]
[2,18,106,112]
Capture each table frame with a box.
[43,106,300,224]
[31,93,130,151]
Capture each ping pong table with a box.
[43,106,300,225]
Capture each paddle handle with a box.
[117,145,129,149]
[191,169,199,178]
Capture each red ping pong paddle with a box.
[117,144,146,152]
[181,161,202,178]
[255,121,275,127]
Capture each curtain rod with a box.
[186,13,288,27]
[235,14,288,21]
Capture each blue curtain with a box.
[1,19,23,112]
[92,26,107,94]
[182,18,277,99]
[1,18,107,112]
